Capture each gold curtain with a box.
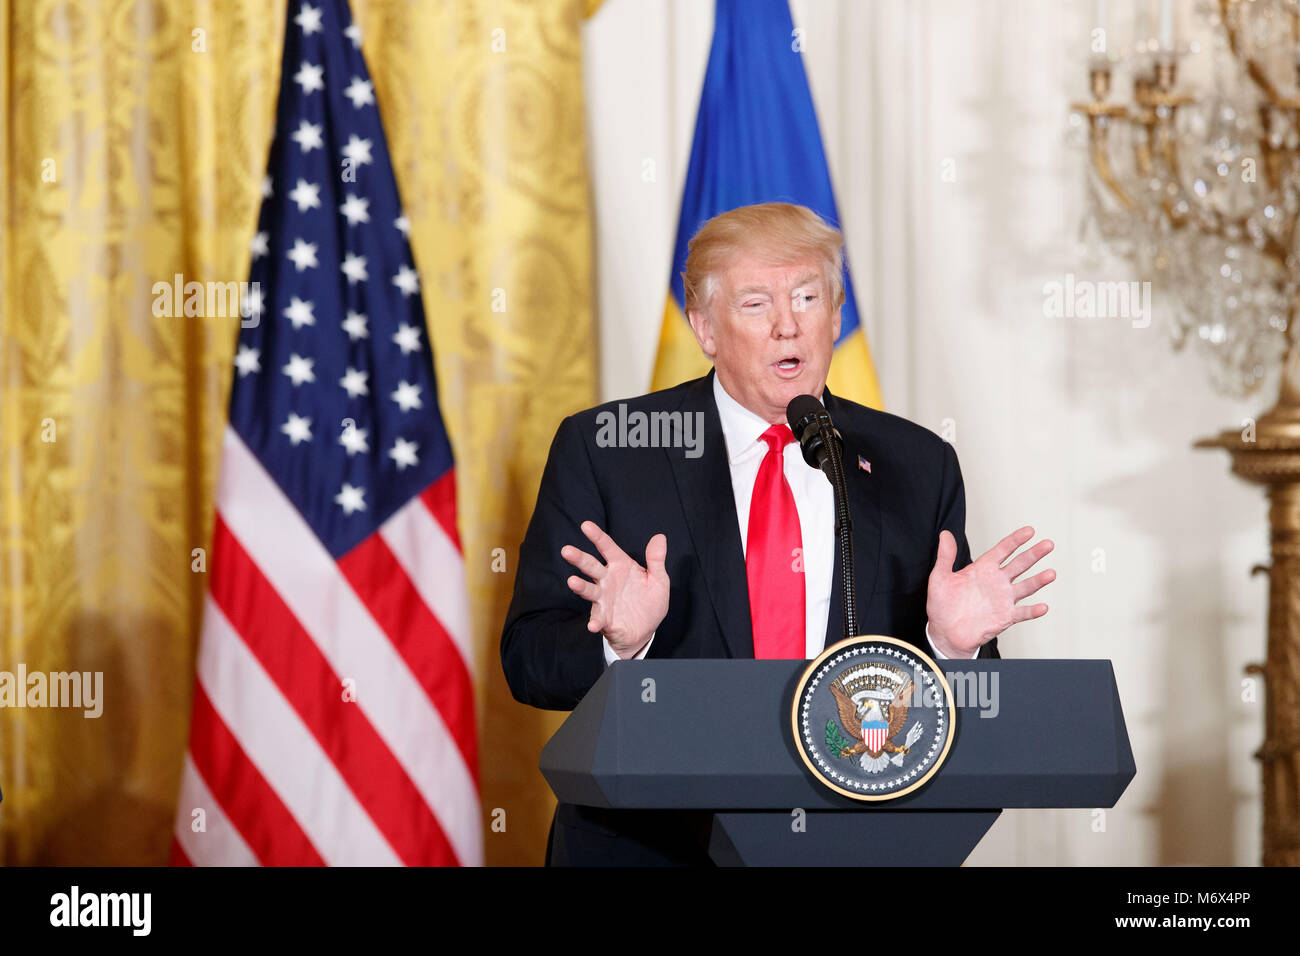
[0,0,597,865]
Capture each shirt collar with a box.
[714,372,819,466]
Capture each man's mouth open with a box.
[773,356,803,377]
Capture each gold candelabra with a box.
[1073,0,1300,866]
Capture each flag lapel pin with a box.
[858,455,871,474]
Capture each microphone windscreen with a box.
[785,394,825,440]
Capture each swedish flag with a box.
[652,0,882,410]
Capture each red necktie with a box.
[746,424,805,659]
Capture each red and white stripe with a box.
[863,724,886,753]
[173,427,481,866]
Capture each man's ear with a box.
[687,307,717,359]
[831,304,842,343]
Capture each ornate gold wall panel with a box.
[0,0,597,866]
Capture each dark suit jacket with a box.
[500,370,997,864]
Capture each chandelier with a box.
[1072,0,1300,867]
[1071,0,1300,397]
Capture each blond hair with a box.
[681,202,846,316]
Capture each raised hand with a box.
[561,521,669,660]
[926,526,1055,658]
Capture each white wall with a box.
[582,0,1269,865]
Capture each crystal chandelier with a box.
[1072,0,1300,397]
[1073,0,1300,867]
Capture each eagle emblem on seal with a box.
[828,667,925,774]
[793,636,955,800]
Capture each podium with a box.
[540,658,1135,866]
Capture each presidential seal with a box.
[791,635,955,801]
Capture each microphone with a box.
[786,394,842,474]
[786,393,859,639]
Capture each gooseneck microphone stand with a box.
[824,432,857,640]
[787,395,858,640]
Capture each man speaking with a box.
[500,202,1055,865]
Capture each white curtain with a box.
[583,0,1267,866]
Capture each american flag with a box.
[172,0,481,866]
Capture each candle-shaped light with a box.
[1093,0,1107,52]
[1134,0,1155,54]
[1159,0,1175,51]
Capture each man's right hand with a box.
[561,520,669,660]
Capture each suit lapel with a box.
[823,388,882,645]
[665,371,754,658]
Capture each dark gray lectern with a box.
[540,659,1136,866]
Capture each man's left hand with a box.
[926,526,1055,658]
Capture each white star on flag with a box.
[283,296,316,329]
[282,354,316,386]
[392,265,419,297]
[234,345,261,377]
[334,483,366,515]
[292,119,324,152]
[294,62,325,95]
[339,194,370,225]
[286,239,319,272]
[295,3,324,35]
[390,380,422,412]
[392,323,422,354]
[389,437,419,471]
[288,179,321,212]
[341,134,373,166]
[344,77,375,108]
[339,367,369,398]
[281,412,313,445]
[341,311,369,340]
[339,423,369,456]
[340,253,368,284]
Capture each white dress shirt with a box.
[603,375,976,663]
